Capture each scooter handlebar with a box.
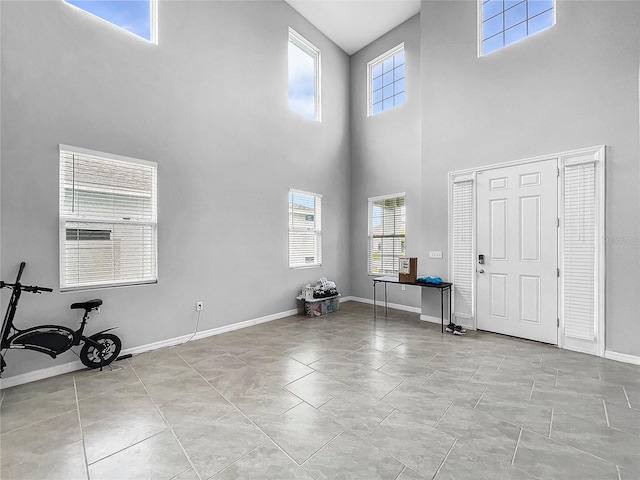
[23,285,53,293]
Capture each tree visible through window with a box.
[480,0,555,55]
[65,0,157,42]
[368,194,406,274]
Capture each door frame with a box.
[448,145,605,355]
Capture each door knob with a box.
[478,269,485,274]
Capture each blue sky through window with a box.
[66,0,152,41]
[288,34,318,121]
[481,0,554,55]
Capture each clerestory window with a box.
[64,0,158,43]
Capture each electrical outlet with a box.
[196,301,203,311]
[401,285,406,291]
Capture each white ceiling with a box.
[285,0,422,55]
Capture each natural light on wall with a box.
[480,0,555,56]
[288,28,321,121]
[65,0,157,43]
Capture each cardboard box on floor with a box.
[399,257,417,283]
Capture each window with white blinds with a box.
[452,180,474,319]
[563,162,596,340]
[59,146,158,290]
[368,194,406,275]
[288,190,322,268]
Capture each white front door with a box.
[476,159,558,344]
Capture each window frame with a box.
[368,192,406,276]
[288,189,322,269]
[64,0,158,44]
[478,0,555,57]
[59,144,158,291]
[367,43,405,117]
[288,27,321,122]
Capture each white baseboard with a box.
[0,307,300,390]
[350,296,421,314]
[0,360,86,390]
[604,350,640,365]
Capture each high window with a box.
[480,0,555,56]
[289,190,322,268]
[64,0,158,43]
[288,28,321,121]
[59,145,158,290]
[368,194,406,275]
[368,44,405,116]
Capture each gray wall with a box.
[419,0,640,356]
[0,0,351,378]
[349,14,423,310]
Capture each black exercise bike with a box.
[1,262,122,376]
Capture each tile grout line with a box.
[432,438,457,480]
[622,385,631,408]
[602,400,610,427]
[182,356,308,471]
[548,408,554,439]
[72,375,91,480]
[528,380,536,401]
[128,362,203,480]
[510,427,523,466]
[434,402,454,428]
[472,386,487,409]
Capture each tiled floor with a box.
[1,301,639,479]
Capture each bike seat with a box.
[70,299,102,311]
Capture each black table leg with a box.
[440,288,444,333]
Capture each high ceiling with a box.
[285,0,422,55]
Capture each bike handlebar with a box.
[0,282,53,293]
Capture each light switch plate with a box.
[429,251,443,259]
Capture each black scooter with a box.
[0,262,122,376]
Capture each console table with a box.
[372,276,453,333]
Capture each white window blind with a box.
[288,190,322,268]
[452,180,474,319]
[368,194,406,275]
[60,147,158,290]
[563,162,596,340]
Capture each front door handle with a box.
[478,269,485,274]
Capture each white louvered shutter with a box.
[452,180,474,320]
[563,162,596,340]
[60,148,158,290]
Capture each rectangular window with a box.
[288,28,321,121]
[289,189,322,268]
[480,0,555,56]
[59,145,158,290]
[65,0,158,43]
[368,194,406,275]
[368,44,405,116]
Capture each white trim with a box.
[604,350,640,366]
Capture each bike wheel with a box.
[79,333,122,369]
